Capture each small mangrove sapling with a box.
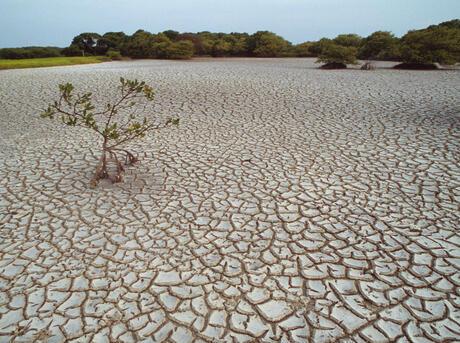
[41,78,178,186]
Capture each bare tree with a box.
[41,78,178,186]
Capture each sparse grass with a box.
[0,56,110,70]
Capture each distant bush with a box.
[399,24,460,65]
[0,47,62,59]
[317,42,358,67]
[309,38,334,56]
[70,32,101,56]
[97,32,128,55]
[333,34,362,48]
[119,30,154,58]
[165,41,194,59]
[3,19,458,63]
[358,31,401,61]
[106,49,122,60]
[248,31,292,57]
[118,31,195,59]
[62,45,83,57]
[432,19,460,30]
[291,42,315,57]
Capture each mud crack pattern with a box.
[0,58,459,342]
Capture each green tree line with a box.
[0,46,62,59]
[1,19,459,65]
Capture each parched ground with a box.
[0,58,459,342]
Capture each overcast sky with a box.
[1,0,459,48]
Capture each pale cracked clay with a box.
[0,58,459,342]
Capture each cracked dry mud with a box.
[0,58,459,342]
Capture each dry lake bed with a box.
[0,58,459,342]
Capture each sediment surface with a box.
[1,58,459,342]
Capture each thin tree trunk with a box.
[90,139,109,187]
[101,139,108,177]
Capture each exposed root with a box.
[89,148,138,187]
[112,148,138,166]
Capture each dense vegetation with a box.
[1,19,458,66]
[399,20,460,64]
[0,46,62,59]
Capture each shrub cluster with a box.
[61,19,460,64]
[0,46,62,59]
[2,19,458,65]
[60,30,295,59]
